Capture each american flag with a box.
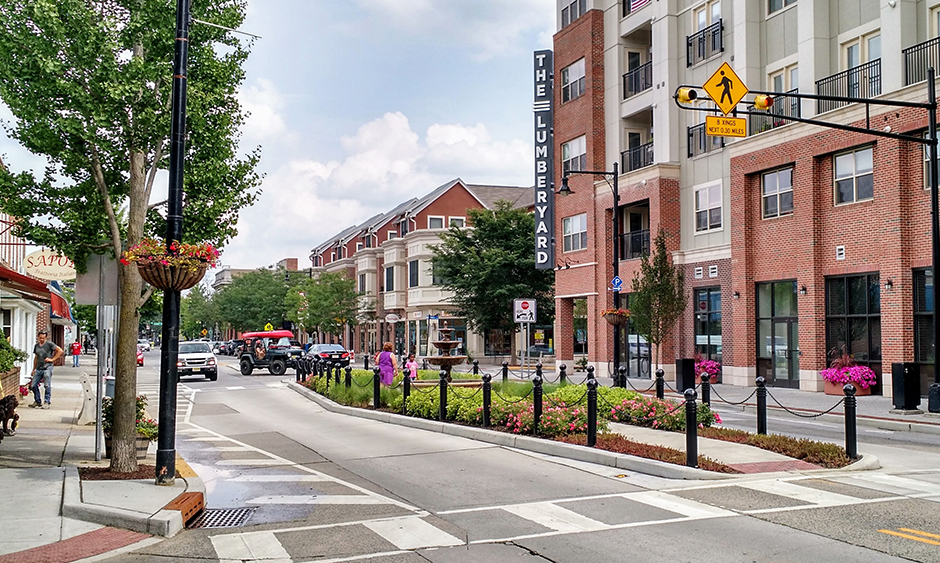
[630,0,651,11]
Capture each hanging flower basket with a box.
[601,308,630,326]
[137,260,208,291]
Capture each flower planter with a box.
[824,380,872,396]
[104,434,152,459]
[1,367,20,398]
[137,261,208,291]
[602,313,629,326]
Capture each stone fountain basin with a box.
[425,356,467,367]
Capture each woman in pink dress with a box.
[374,342,398,386]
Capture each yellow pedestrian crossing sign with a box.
[703,62,747,115]
[264,323,273,331]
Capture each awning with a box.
[50,291,74,323]
[0,265,50,303]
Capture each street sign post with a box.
[703,62,747,115]
[513,299,536,323]
[611,275,623,292]
[705,115,747,138]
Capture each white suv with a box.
[137,339,151,352]
[177,341,218,381]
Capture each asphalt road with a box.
[102,349,940,563]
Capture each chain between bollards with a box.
[844,383,858,459]
[700,373,711,406]
[482,374,491,427]
[372,366,381,410]
[756,376,767,435]
[502,361,509,384]
[559,363,567,385]
[655,369,664,400]
[344,366,352,389]
[684,388,698,468]
[439,370,449,421]
[534,364,543,435]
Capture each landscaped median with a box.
[296,369,863,475]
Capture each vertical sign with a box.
[533,50,554,269]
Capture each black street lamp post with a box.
[559,162,622,385]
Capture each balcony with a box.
[688,123,724,157]
[687,20,723,67]
[621,0,651,17]
[622,61,653,100]
[904,37,940,86]
[749,89,800,135]
[620,141,654,173]
[815,59,881,113]
[619,229,650,260]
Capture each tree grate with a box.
[186,507,255,529]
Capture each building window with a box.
[562,213,588,252]
[330,252,335,262]
[388,230,398,240]
[834,146,873,204]
[768,0,796,15]
[356,242,363,252]
[385,266,394,292]
[562,135,587,175]
[762,167,794,218]
[914,269,934,385]
[825,273,881,376]
[694,288,722,363]
[561,0,587,28]
[449,217,465,228]
[769,65,798,93]
[312,256,320,267]
[399,219,409,236]
[561,58,586,103]
[358,273,366,293]
[1,308,10,339]
[408,260,419,288]
[432,264,447,286]
[694,184,722,232]
[428,216,444,229]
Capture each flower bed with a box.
[557,434,739,473]
[699,426,852,468]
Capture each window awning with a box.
[0,265,50,304]
[50,291,74,323]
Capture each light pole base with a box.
[155,449,177,485]
[928,383,940,413]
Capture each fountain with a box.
[424,321,467,382]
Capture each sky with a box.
[1,0,555,275]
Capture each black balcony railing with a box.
[688,123,724,158]
[749,88,800,135]
[620,141,654,172]
[904,36,940,86]
[687,20,723,67]
[620,229,650,260]
[815,59,881,113]
[622,61,653,100]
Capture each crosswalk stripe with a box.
[225,386,246,390]
[216,459,283,466]
[211,531,292,562]
[842,473,940,496]
[184,437,231,442]
[624,491,737,518]
[229,475,329,483]
[247,495,392,505]
[363,518,463,549]
[205,446,254,452]
[737,480,860,507]
[502,503,608,533]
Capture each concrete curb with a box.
[62,466,205,537]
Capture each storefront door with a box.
[757,281,800,388]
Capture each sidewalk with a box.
[0,357,203,561]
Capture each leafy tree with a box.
[180,284,217,340]
[286,272,360,338]
[215,269,289,333]
[630,228,686,371]
[430,201,555,363]
[0,1,261,471]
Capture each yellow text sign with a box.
[705,115,747,138]
[703,62,747,115]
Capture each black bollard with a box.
[372,366,381,410]
[587,376,598,447]
[334,362,340,385]
[655,369,664,400]
[439,370,448,422]
[313,357,320,377]
[364,354,369,371]
[472,359,479,376]
[700,373,711,406]
[559,363,567,385]
[482,374,491,427]
[345,366,352,389]
[618,366,627,388]
[685,388,698,468]
[533,372,543,435]
[502,361,509,384]
[324,361,329,391]
[402,371,410,416]
[587,365,595,382]
[844,383,858,459]
[756,376,767,435]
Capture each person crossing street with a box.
[29,331,63,409]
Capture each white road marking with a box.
[184,437,231,442]
[624,491,737,518]
[363,518,463,549]
[205,446,254,452]
[215,459,284,466]
[502,502,608,533]
[737,479,860,507]
[177,428,208,435]
[842,473,940,496]
[225,386,246,390]
[228,475,329,483]
[211,531,292,563]
[247,495,391,505]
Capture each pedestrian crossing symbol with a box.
[703,62,747,116]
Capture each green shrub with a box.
[606,394,718,431]
[0,329,27,373]
[697,427,852,468]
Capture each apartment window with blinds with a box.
[563,213,588,252]
[408,260,419,288]
[562,136,587,175]
[695,184,722,232]
[385,266,394,292]
[561,58,586,103]
[762,167,794,218]
[834,146,873,205]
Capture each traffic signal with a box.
[753,94,774,110]
[676,88,698,103]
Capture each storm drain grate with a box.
[187,507,255,529]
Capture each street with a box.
[98,349,940,562]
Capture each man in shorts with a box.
[29,331,63,409]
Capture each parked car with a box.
[136,346,144,366]
[239,330,303,375]
[177,341,218,381]
[137,338,151,352]
[309,343,352,368]
[526,344,554,356]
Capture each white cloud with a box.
[237,78,291,142]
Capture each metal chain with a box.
[351,376,373,388]
[492,385,534,404]
[544,389,588,408]
[448,385,483,400]
[410,382,441,394]
[766,389,845,418]
[388,379,403,390]
[623,377,656,393]
[709,386,758,406]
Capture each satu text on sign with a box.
[705,115,747,138]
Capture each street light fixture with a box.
[559,162,623,386]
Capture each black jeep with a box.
[238,330,303,375]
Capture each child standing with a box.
[404,353,418,380]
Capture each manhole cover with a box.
[187,507,255,529]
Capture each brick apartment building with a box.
[551,0,940,396]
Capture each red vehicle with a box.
[136,346,144,366]
[238,330,302,375]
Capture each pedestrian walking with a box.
[374,342,398,386]
[404,353,418,380]
[29,331,63,409]
[70,340,82,367]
